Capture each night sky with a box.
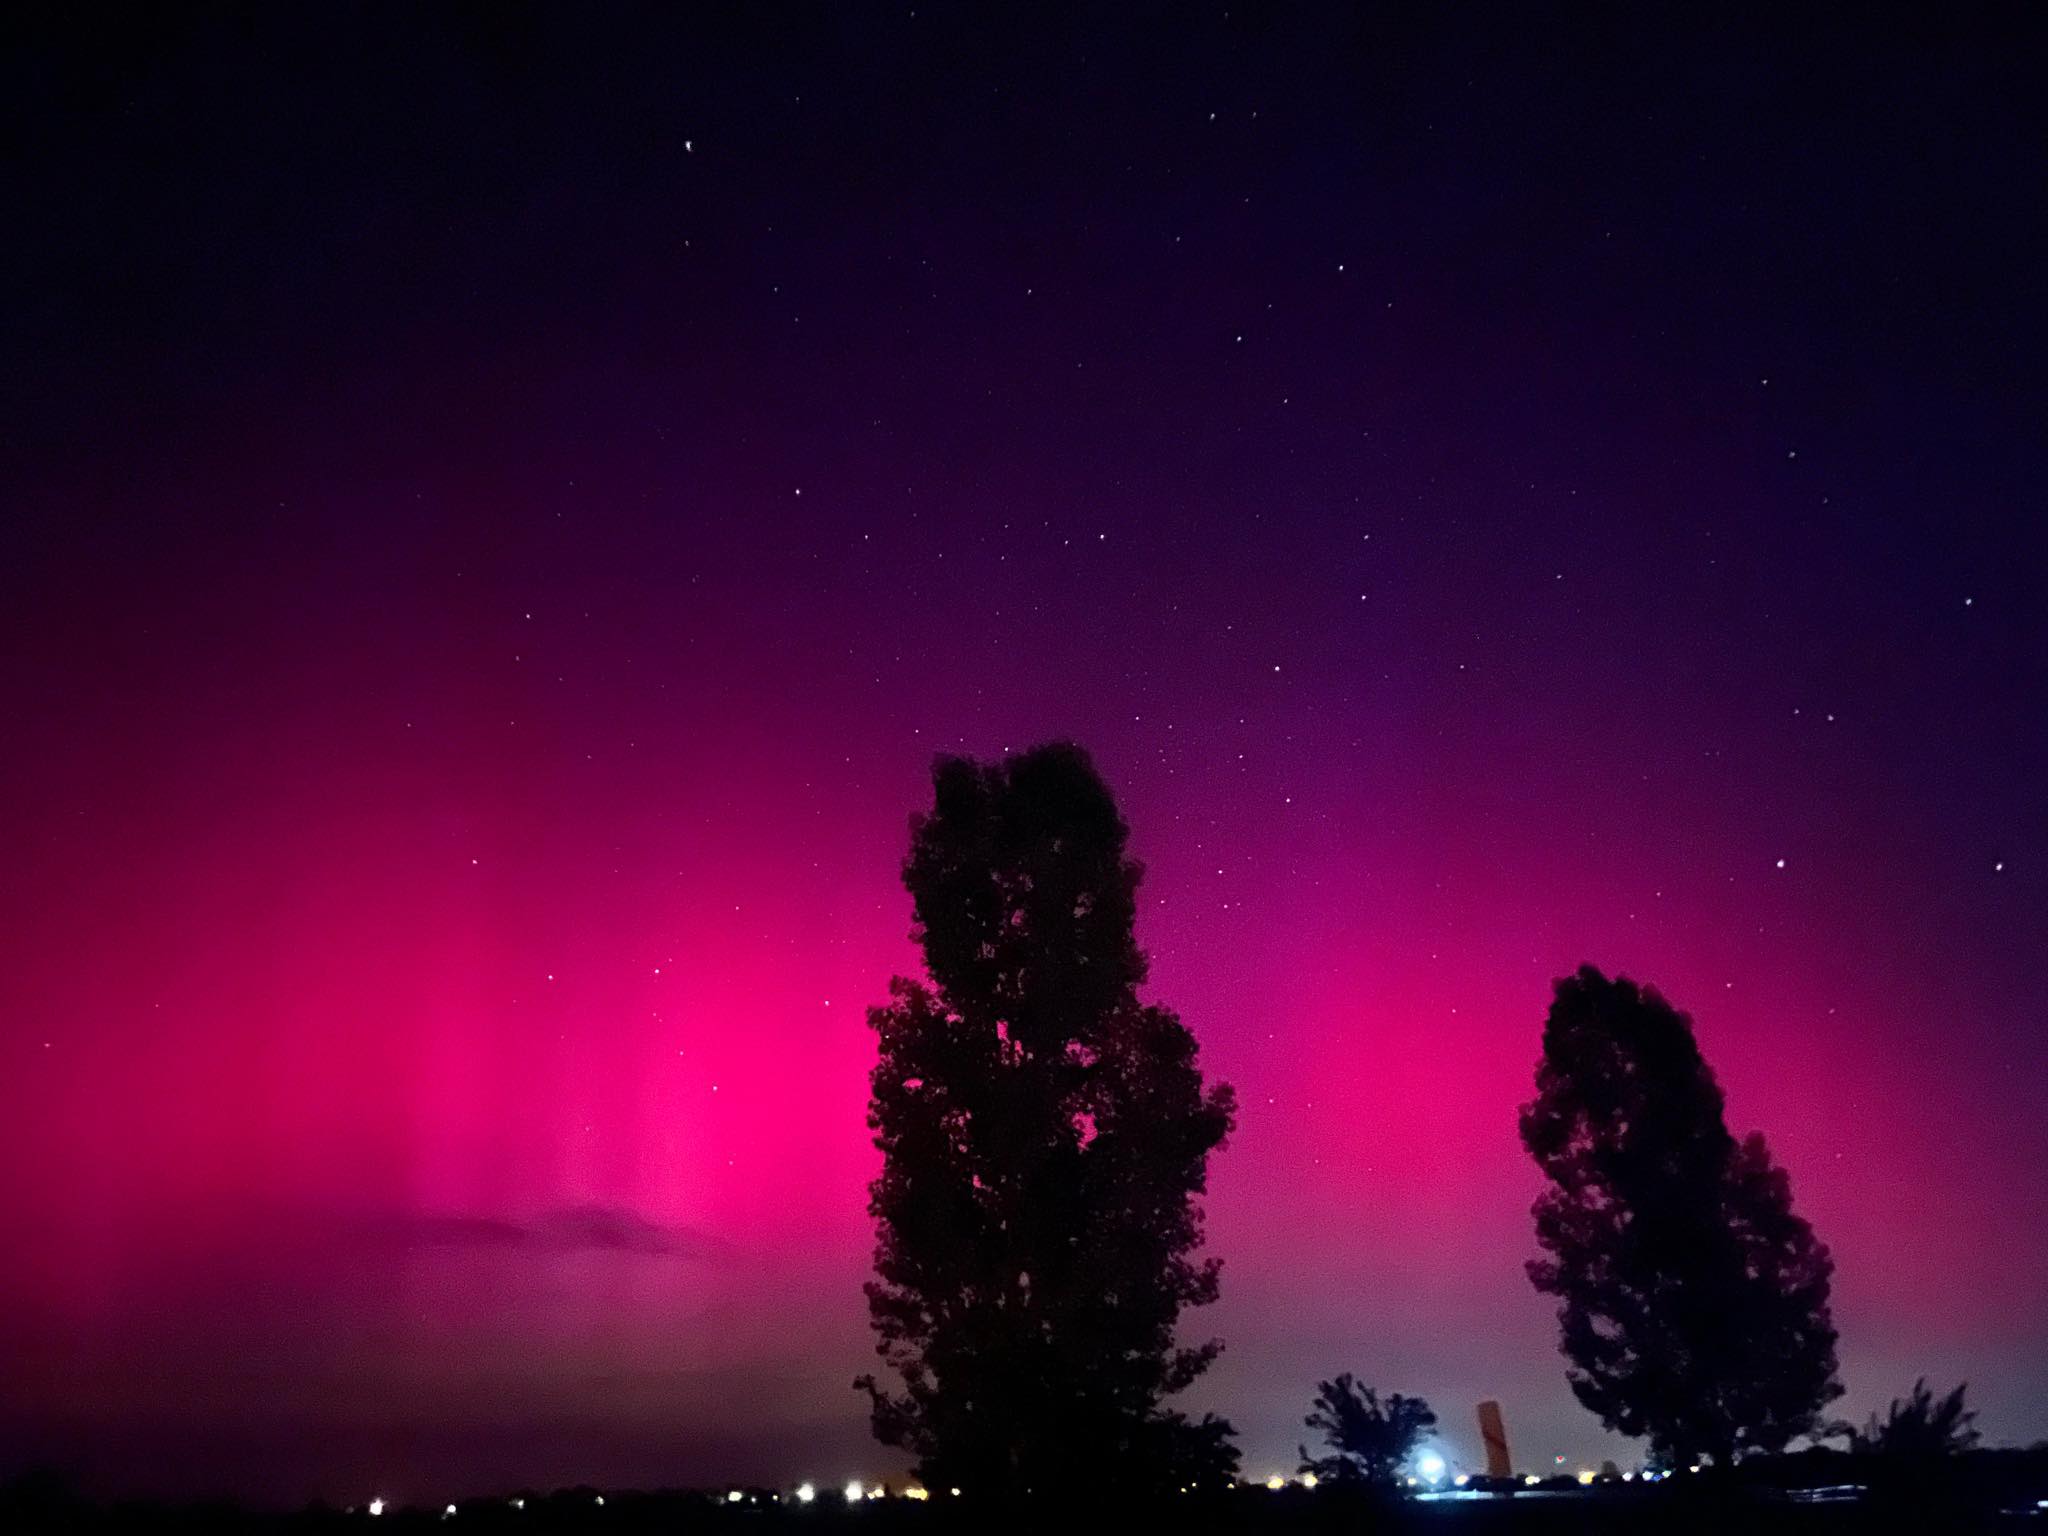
[4,4,2044,1508]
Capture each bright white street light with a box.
[795,1483,816,1504]
[727,1490,744,1504]
[843,1482,864,1503]
[1298,1472,1318,1489]
[1264,1475,1285,1491]
[1418,1451,1446,1482]
[443,1505,457,1519]
[367,1499,386,1518]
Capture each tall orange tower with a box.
[1476,1400,1512,1479]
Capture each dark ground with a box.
[7,1479,2046,1536]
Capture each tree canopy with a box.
[1839,1379,1981,1460]
[1520,965,1842,1467]
[1297,1375,1438,1487]
[858,744,1238,1495]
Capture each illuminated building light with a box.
[1264,1475,1285,1491]
[795,1483,816,1503]
[904,1487,929,1501]
[368,1500,386,1518]
[844,1482,863,1503]
[1298,1472,1317,1489]
[728,1490,744,1503]
[1524,1475,1539,1487]
[1622,1471,1635,1482]
[1577,1470,1595,1485]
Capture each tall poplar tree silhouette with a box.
[858,744,1239,1495]
[1520,966,1842,1467]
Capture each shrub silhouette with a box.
[1297,1375,1438,1487]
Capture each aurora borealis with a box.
[3,5,2043,1506]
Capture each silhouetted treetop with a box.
[906,743,1148,1036]
[1838,1379,1982,1460]
[1298,1375,1437,1487]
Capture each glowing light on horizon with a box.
[843,1482,863,1503]
[368,1499,386,1517]
[795,1483,815,1503]
[904,1487,929,1501]
[1298,1472,1318,1489]
[1264,1475,1285,1490]
[727,1490,744,1503]
[1418,1451,1446,1482]
[1577,1470,1595,1485]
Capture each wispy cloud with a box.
[364,1204,730,1262]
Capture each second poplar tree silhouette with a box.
[1521,966,1842,1468]
[858,744,1239,1495]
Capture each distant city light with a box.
[844,1482,864,1503]
[1298,1472,1318,1489]
[593,1496,604,1507]
[1577,1470,1596,1485]
[728,1490,744,1504]
[1524,1475,1539,1487]
[949,1488,962,1497]
[510,1498,525,1510]
[368,1499,386,1517]
[444,1505,457,1519]
[904,1487,930,1501]
[1418,1451,1446,1482]
[1453,1474,1469,1487]
[1264,1475,1285,1491]
[795,1483,816,1503]
[1622,1471,1635,1481]
[1688,1465,1701,1475]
